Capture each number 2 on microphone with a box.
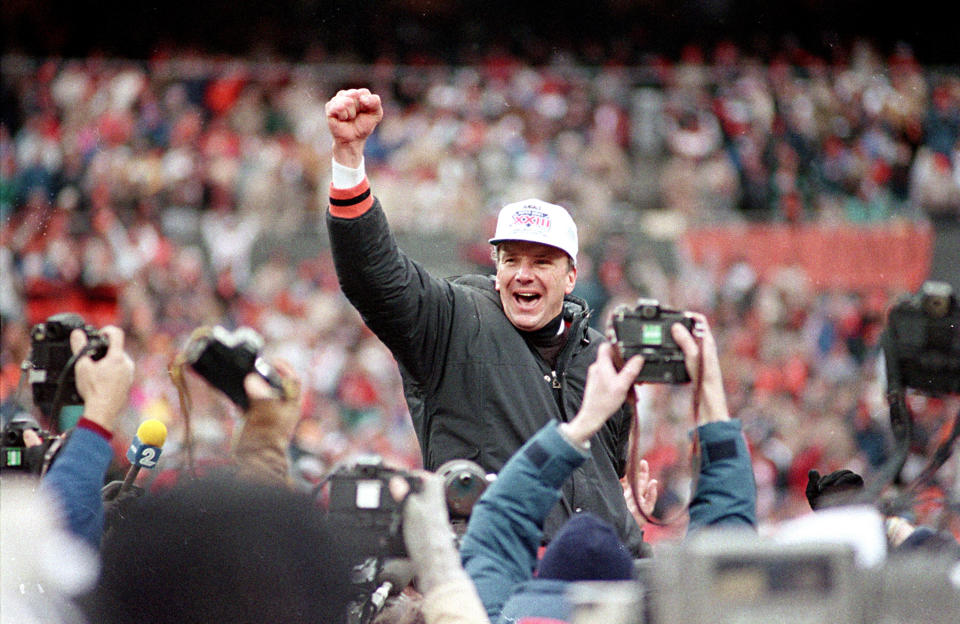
[139,447,157,467]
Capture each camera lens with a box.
[923,294,950,318]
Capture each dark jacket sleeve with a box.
[687,419,757,533]
[41,427,113,548]
[612,403,632,478]
[326,199,455,386]
[460,422,589,620]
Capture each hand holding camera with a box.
[183,325,289,410]
[71,325,135,433]
[609,300,729,426]
[670,311,729,425]
[396,470,464,594]
[243,358,302,429]
[232,359,304,485]
[28,312,109,424]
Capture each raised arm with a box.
[460,344,643,619]
[672,313,756,532]
[42,326,135,547]
[323,89,455,387]
[232,359,303,486]
[400,472,490,624]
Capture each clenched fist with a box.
[325,88,383,167]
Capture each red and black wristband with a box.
[329,178,373,218]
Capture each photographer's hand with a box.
[22,429,43,447]
[325,88,383,168]
[42,326,133,547]
[672,313,729,425]
[70,326,135,433]
[233,359,302,485]
[562,342,643,446]
[391,471,464,595]
[622,459,658,528]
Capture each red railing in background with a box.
[25,280,120,328]
[679,222,935,292]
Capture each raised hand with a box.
[564,342,644,446]
[71,326,135,432]
[671,312,729,425]
[325,88,383,167]
[622,459,658,527]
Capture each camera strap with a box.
[625,329,705,528]
[907,407,960,495]
[169,343,200,477]
[881,405,960,520]
[48,344,101,434]
[855,330,915,507]
[9,360,31,411]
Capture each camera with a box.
[1,413,58,474]
[609,298,695,384]
[437,458,491,521]
[324,456,424,559]
[27,312,108,420]
[884,281,960,395]
[325,456,488,624]
[323,456,489,557]
[183,326,284,410]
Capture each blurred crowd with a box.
[1,39,959,536]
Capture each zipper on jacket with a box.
[550,369,571,422]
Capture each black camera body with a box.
[885,281,960,395]
[28,313,108,420]
[184,326,284,410]
[609,298,695,384]
[325,457,424,559]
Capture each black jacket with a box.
[327,198,643,553]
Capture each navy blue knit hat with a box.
[536,513,634,581]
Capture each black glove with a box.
[805,469,864,510]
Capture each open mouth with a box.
[514,292,542,307]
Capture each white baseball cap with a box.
[489,199,578,264]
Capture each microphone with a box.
[120,419,167,495]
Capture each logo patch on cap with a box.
[511,208,552,232]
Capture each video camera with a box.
[322,456,490,559]
[0,414,58,474]
[884,281,960,395]
[323,455,490,624]
[325,456,424,559]
[27,312,108,422]
[182,325,285,410]
[609,298,695,384]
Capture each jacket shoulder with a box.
[448,274,495,289]
[447,274,502,305]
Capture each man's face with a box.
[494,241,577,332]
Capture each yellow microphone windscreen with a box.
[136,419,168,447]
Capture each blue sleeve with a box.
[687,420,756,533]
[41,428,114,548]
[459,422,589,620]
